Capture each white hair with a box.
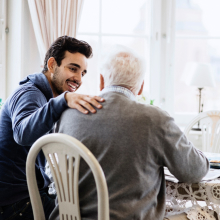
[101,45,146,94]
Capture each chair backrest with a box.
[184,110,220,153]
[26,133,109,220]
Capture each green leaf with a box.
[0,98,3,110]
[150,99,155,105]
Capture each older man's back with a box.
[53,87,209,220]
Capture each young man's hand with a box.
[65,92,104,114]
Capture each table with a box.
[165,153,220,220]
[165,179,220,220]
[46,152,220,220]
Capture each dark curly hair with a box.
[42,36,93,74]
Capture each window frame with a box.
[168,1,220,127]
[77,0,153,95]
[0,0,7,101]
[77,0,180,123]
[150,0,176,115]
[2,0,204,128]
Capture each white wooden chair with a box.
[26,133,109,220]
[184,110,220,153]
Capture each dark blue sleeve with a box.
[9,87,68,146]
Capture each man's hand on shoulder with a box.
[65,92,105,114]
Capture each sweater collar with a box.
[100,85,136,101]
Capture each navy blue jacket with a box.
[0,72,68,206]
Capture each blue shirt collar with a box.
[100,86,136,101]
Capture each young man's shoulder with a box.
[11,81,44,99]
[6,81,47,111]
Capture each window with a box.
[6,0,218,129]
[76,0,152,97]
[173,0,220,125]
[0,0,6,101]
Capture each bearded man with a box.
[0,36,104,220]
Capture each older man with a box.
[50,46,209,220]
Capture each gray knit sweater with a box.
[49,88,209,220]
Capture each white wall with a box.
[6,0,41,98]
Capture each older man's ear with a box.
[100,74,105,91]
[138,81,144,96]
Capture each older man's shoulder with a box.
[135,101,171,121]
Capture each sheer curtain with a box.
[28,0,84,63]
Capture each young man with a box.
[0,36,104,220]
[49,46,209,220]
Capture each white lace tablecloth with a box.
[165,179,220,220]
[46,160,220,220]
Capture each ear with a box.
[100,74,105,91]
[47,57,57,73]
[138,81,144,95]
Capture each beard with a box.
[51,67,64,95]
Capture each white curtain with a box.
[28,0,84,63]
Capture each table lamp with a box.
[182,62,216,130]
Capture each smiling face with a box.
[47,51,88,97]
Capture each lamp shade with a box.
[181,62,216,88]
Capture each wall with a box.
[6,0,41,98]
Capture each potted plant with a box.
[0,98,3,110]
[137,92,155,105]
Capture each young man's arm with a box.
[10,87,103,146]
